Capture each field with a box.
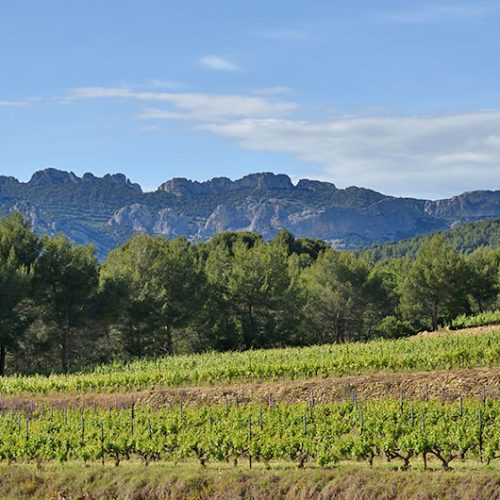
[0,328,499,499]
[0,329,498,395]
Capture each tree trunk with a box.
[0,344,6,376]
[431,303,438,331]
[61,329,69,374]
[165,324,173,355]
[243,304,256,349]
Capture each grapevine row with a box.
[0,399,497,470]
[0,330,498,395]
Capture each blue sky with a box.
[1,0,500,198]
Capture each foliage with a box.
[365,219,500,261]
[0,399,497,470]
[0,212,498,375]
[0,330,497,394]
[450,310,500,330]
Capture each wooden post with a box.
[359,403,364,433]
[131,399,135,436]
[100,420,105,466]
[248,417,252,469]
[147,417,152,439]
[478,409,483,463]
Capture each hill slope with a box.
[1,168,499,258]
[364,218,500,260]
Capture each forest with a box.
[0,212,499,376]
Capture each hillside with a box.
[0,328,498,499]
[1,168,499,258]
[364,218,500,260]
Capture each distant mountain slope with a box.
[364,219,500,260]
[1,168,499,258]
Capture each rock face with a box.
[0,168,499,258]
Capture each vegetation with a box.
[365,219,500,260]
[0,212,498,376]
[0,330,497,395]
[1,463,498,500]
[0,399,497,470]
[451,310,500,330]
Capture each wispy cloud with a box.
[66,86,296,121]
[62,85,500,198]
[202,110,500,198]
[377,3,496,23]
[199,55,240,71]
[0,99,35,107]
[251,86,291,96]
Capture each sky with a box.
[1,0,500,199]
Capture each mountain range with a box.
[1,168,499,259]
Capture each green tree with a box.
[206,238,304,349]
[400,236,469,331]
[0,213,40,375]
[35,235,99,372]
[101,235,206,357]
[466,247,499,312]
[302,250,385,343]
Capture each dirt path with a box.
[1,367,498,411]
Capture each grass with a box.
[0,329,498,396]
[0,462,498,499]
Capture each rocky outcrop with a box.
[0,168,499,258]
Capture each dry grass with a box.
[0,462,498,500]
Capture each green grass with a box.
[451,310,500,330]
[1,330,499,395]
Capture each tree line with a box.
[0,212,498,375]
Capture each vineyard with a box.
[0,328,499,499]
[0,399,498,471]
[451,309,500,330]
[0,330,498,395]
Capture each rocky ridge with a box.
[0,168,499,258]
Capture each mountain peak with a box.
[1,168,499,259]
[158,172,294,196]
[29,168,79,187]
[26,168,142,193]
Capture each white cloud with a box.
[251,86,291,96]
[67,87,133,99]
[68,86,296,121]
[199,55,240,71]
[377,3,496,23]
[64,85,500,198]
[0,99,33,107]
[202,110,500,198]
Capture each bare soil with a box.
[1,367,498,411]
